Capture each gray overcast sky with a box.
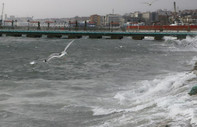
[2,0,197,18]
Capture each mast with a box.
[173,1,177,20]
[1,3,4,25]
[173,1,179,24]
[173,1,177,14]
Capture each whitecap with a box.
[92,107,123,116]
[164,36,197,52]
[30,61,36,65]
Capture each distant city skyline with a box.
[1,0,197,18]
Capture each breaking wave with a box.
[92,71,197,126]
[164,36,197,51]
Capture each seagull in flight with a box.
[143,0,158,6]
[44,40,75,62]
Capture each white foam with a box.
[114,93,126,104]
[111,71,197,126]
[144,36,154,40]
[30,61,36,65]
[187,56,197,66]
[141,72,196,97]
[92,99,157,117]
[167,105,197,126]
[92,114,131,127]
[164,36,177,41]
[151,72,197,125]
[171,72,196,89]
[92,107,123,116]
[164,36,197,52]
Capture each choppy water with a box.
[0,36,197,127]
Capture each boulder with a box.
[188,85,197,96]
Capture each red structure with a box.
[4,20,13,23]
[45,21,55,24]
[127,25,197,31]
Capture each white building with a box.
[105,14,123,26]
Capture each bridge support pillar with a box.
[47,34,62,38]
[68,35,82,39]
[132,35,144,40]
[6,33,22,37]
[177,35,186,40]
[89,35,102,39]
[26,34,42,38]
[154,35,163,40]
[111,35,123,39]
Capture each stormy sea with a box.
[0,35,197,127]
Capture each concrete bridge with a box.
[0,30,196,40]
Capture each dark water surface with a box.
[0,36,197,127]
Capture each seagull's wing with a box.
[46,53,62,62]
[63,40,75,52]
[44,40,75,62]
[143,0,157,5]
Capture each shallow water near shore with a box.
[0,36,197,127]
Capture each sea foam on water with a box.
[110,71,197,126]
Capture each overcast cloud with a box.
[2,0,197,18]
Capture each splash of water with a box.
[93,72,197,126]
[164,36,197,51]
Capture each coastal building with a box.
[156,9,172,25]
[105,14,123,27]
[180,9,197,24]
[89,14,101,26]
[123,14,141,23]
[131,12,142,18]
[141,12,151,25]
[158,15,169,25]
[141,12,158,25]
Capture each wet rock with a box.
[192,61,197,71]
[188,85,197,96]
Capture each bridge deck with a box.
[0,30,196,35]
[0,30,196,39]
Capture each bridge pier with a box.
[68,35,82,39]
[154,35,163,40]
[177,35,187,40]
[47,34,62,38]
[89,35,102,39]
[6,33,22,37]
[26,34,42,38]
[132,35,144,40]
[111,35,123,39]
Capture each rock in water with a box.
[188,85,197,96]
[192,61,197,71]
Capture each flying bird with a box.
[44,40,75,62]
[143,0,158,6]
